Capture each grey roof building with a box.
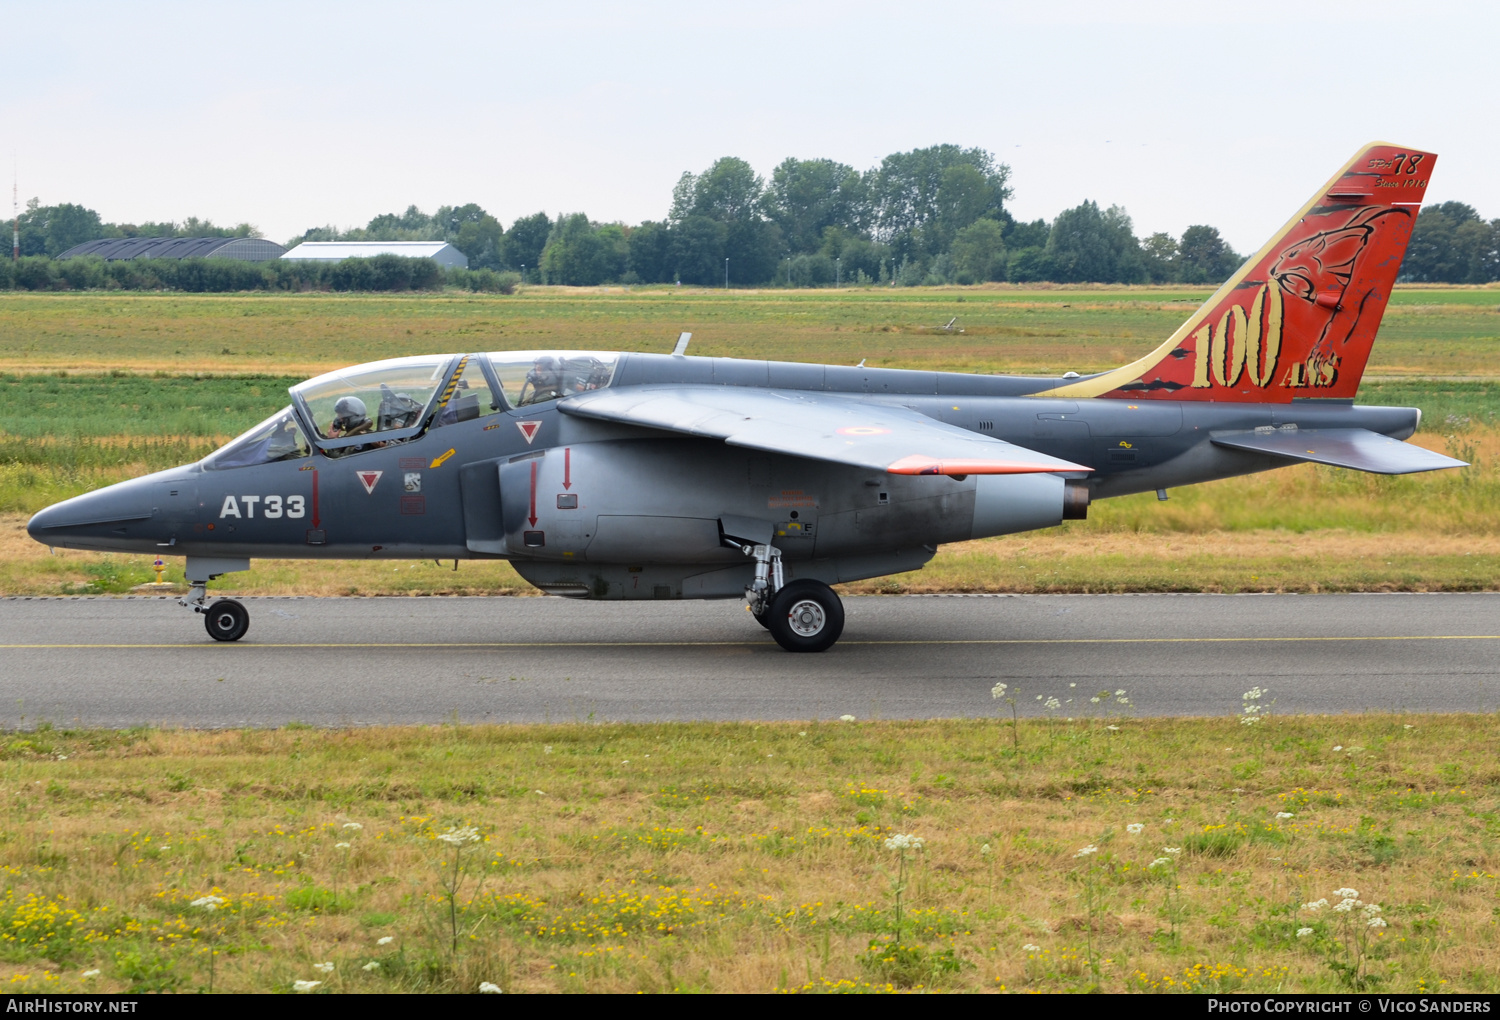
[57,237,288,261]
[281,241,469,268]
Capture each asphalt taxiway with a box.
[0,593,1496,728]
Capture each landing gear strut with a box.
[738,542,844,652]
[178,557,253,642]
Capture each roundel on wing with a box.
[836,426,892,436]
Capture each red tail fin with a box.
[1039,142,1435,402]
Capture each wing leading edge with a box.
[1210,427,1466,474]
[558,386,1090,476]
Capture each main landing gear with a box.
[740,542,845,653]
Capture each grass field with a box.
[0,283,1496,377]
[1,285,1497,596]
[0,715,1494,994]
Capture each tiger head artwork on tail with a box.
[1037,142,1434,403]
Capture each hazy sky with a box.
[4,0,1495,251]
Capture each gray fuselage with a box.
[27,351,1420,599]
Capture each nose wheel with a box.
[203,599,250,642]
[764,580,844,653]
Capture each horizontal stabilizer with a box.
[560,385,1090,476]
[1210,427,1466,475]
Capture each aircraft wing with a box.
[558,385,1090,476]
[1211,427,1467,474]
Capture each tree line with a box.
[9,147,1498,288]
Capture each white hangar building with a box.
[281,241,469,268]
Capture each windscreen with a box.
[204,408,309,470]
[486,351,618,408]
[292,355,452,441]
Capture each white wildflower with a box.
[1106,725,1120,731]
[362,961,380,972]
[1115,690,1126,697]
[190,895,225,910]
[1302,898,1329,912]
[980,843,992,857]
[293,980,322,993]
[1090,697,1101,704]
[991,682,1008,699]
[1162,847,1182,856]
[1333,745,1343,752]
[1363,903,1382,916]
[1296,927,1314,938]
[1126,823,1144,835]
[1043,697,1061,711]
[1333,899,1358,913]
[1367,916,1387,929]
[543,745,553,754]
[839,714,856,722]
[1149,857,1171,869]
[342,822,363,831]
[335,842,351,849]
[81,970,100,979]
[884,833,925,852]
[313,961,334,973]
[1403,724,1415,731]
[436,826,481,846]
[1074,844,1099,858]
[479,981,503,994]
[1022,943,1041,952]
[376,936,395,946]
[1332,887,1359,899]
[1275,812,1295,820]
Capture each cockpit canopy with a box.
[204,350,621,468]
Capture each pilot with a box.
[326,395,374,438]
[519,356,563,405]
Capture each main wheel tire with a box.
[766,580,844,653]
[751,608,771,630]
[204,599,250,642]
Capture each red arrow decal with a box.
[528,460,538,527]
[563,447,571,490]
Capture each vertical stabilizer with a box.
[1037,142,1435,402]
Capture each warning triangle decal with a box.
[516,420,542,444]
[357,470,383,495]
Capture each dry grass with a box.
[0,715,1495,993]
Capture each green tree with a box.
[867,145,1011,261]
[670,215,728,285]
[671,158,764,223]
[539,214,625,286]
[443,204,504,270]
[1046,201,1143,283]
[1177,224,1239,283]
[764,158,867,254]
[626,220,674,283]
[1140,231,1179,283]
[16,200,105,256]
[502,212,552,275]
[949,218,1008,284]
[1403,202,1498,283]
[1006,247,1054,283]
[1005,218,1049,251]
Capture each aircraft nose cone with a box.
[25,480,158,546]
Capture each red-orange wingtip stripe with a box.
[885,456,1090,476]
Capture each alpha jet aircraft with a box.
[27,142,1464,652]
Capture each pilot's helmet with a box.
[332,395,368,428]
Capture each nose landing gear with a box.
[177,557,253,642]
[203,599,250,642]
